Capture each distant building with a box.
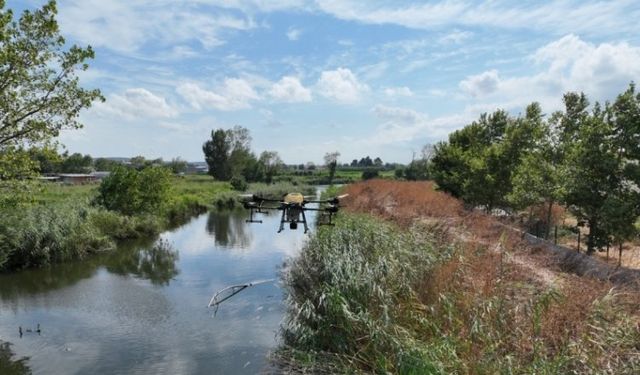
[91,171,111,180]
[59,174,97,185]
[186,162,209,174]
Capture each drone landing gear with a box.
[246,207,263,224]
[318,211,336,227]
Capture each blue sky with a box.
[11,0,640,163]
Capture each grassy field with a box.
[276,167,396,185]
[0,174,318,271]
[276,180,640,373]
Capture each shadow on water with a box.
[0,341,30,375]
[206,209,252,248]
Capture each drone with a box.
[239,192,348,233]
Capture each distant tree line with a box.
[430,83,640,254]
[18,147,189,175]
[203,126,283,188]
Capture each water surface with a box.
[0,206,315,374]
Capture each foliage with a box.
[259,150,283,183]
[0,202,114,270]
[0,341,30,375]
[323,151,340,184]
[230,175,248,191]
[430,85,640,253]
[280,215,456,373]
[60,152,92,173]
[0,0,103,149]
[361,168,379,180]
[97,165,172,215]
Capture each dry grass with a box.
[332,179,640,373]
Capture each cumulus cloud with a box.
[459,70,500,97]
[95,88,178,119]
[366,105,464,145]
[286,27,302,41]
[317,68,369,103]
[268,76,312,102]
[177,78,259,111]
[384,86,414,97]
[458,35,640,110]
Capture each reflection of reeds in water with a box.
[0,341,30,375]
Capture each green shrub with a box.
[230,175,248,191]
[97,166,172,215]
[361,168,380,180]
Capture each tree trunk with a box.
[545,199,554,240]
[587,218,597,255]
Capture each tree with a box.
[60,152,92,173]
[203,129,231,181]
[324,151,340,184]
[97,165,172,215]
[28,145,62,173]
[94,157,121,171]
[373,157,383,167]
[0,1,103,150]
[167,157,187,174]
[259,151,283,183]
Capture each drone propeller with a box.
[305,193,349,204]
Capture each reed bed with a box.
[276,180,640,374]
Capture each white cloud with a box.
[286,27,302,41]
[438,30,472,44]
[58,0,256,53]
[268,76,312,103]
[317,68,369,103]
[366,105,465,145]
[315,1,640,37]
[459,70,500,97]
[458,35,640,110]
[384,86,414,97]
[94,88,178,119]
[177,78,259,111]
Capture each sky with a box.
[9,0,640,163]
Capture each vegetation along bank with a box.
[275,180,640,374]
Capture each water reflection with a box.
[105,239,179,286]
[0,341,30,375]
[206,210,252,248]
[0,238,180,301]
[0,207,311,375]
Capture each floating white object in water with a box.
[207,279,276,315]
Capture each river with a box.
[0,202,319,374]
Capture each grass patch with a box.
[277,212,640,373]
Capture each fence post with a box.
[554,226,558,245]
[606,243,610,262]
[577,231,581,253]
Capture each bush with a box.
[0,204,114,270]
[361,168,379,180]
[97,166,172,215]
[230,175,248,191]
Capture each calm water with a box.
[0,204,318,374]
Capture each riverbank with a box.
[0,175,313,272]
[276,180,640,373]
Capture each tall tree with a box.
[203,129,231,181]
[0,0,103,149]
[259,151,283,183]
[324,151,340,184]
